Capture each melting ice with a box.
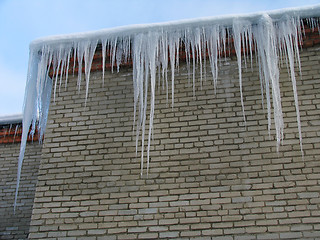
[14,5,320,211]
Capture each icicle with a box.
[195,28,203,89]
[184,29,192,85]
[72,46,76,77]
[233,19,251,124]
[132,34,145,165]
[65,49,71,90]
[53,47,62,98]
[58,56,64,92]
[110,38,118,73]
[101,39,107,86]
[13,125,19,143]
[190,34,197,96]
[253,14,284,149]
[159,31,168,94]
[83,40,98,104]
[8,124,12,138]
[38,76,52,142]
[168,33,179,108]
[116,38,125,72]
[140,40,149,174]
[206,25,220,92]
[278,17,303,155]
[146,32,159,174]
[14,50,40,213]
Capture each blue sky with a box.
[1,0,320,116]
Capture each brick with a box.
[138,233,159,239]
[87,229,106,235]
[149,226,168,232]
[169,200,189,207]
[159,219,179,225]
[127,227,147,233]
[138,208,158,214]
[159,231,179,238]
[246,226,267,234]
[67,230,87,236]
[257,233,280,239]
[118,210,137,215]
[232,196,253,203]
[139,197,158,203]
[268,226,290,232]
[302,217,320,223]
[290,224,313,231]
[191,223,211,230]
[28,233,48,239]
[78,223,98,229]
[303,231,320,238]
[297,192,319,198]
[108,228,127,234]
[180,217,200,224]
[211,198,232,204]
[279,232,303,239]
[202,229,223,236]
[224,227,245,234]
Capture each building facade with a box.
[28,46,320,239]
[2,10,320,240]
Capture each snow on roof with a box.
[0,114,23,125]
[30,4,320,49]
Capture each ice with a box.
[13,125,19,143]
[277,16,304,155]
[15,50,40,213]
[253,14,284,149]
[233,19,252,124]
[14,4,320,211]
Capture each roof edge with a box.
[0,114,23,125]
[30,4,320,49]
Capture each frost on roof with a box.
[14,4,320,211]
[0,114,23,125]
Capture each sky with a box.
[1,0,320,116]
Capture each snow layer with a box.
[15,4,320,211]
[0,114,23,125]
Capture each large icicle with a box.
[15,5,320,211]
[233,19,252,124]
[277,16,304,155]
[253,14,284,149]
[14,51,40,212]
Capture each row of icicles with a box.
[0,124,22,143]
[14,15,319,211]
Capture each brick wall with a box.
[0,142,42,239]
[28,45,320,239]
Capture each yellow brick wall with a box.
[29,46,320,239]
[0,142,42,239]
